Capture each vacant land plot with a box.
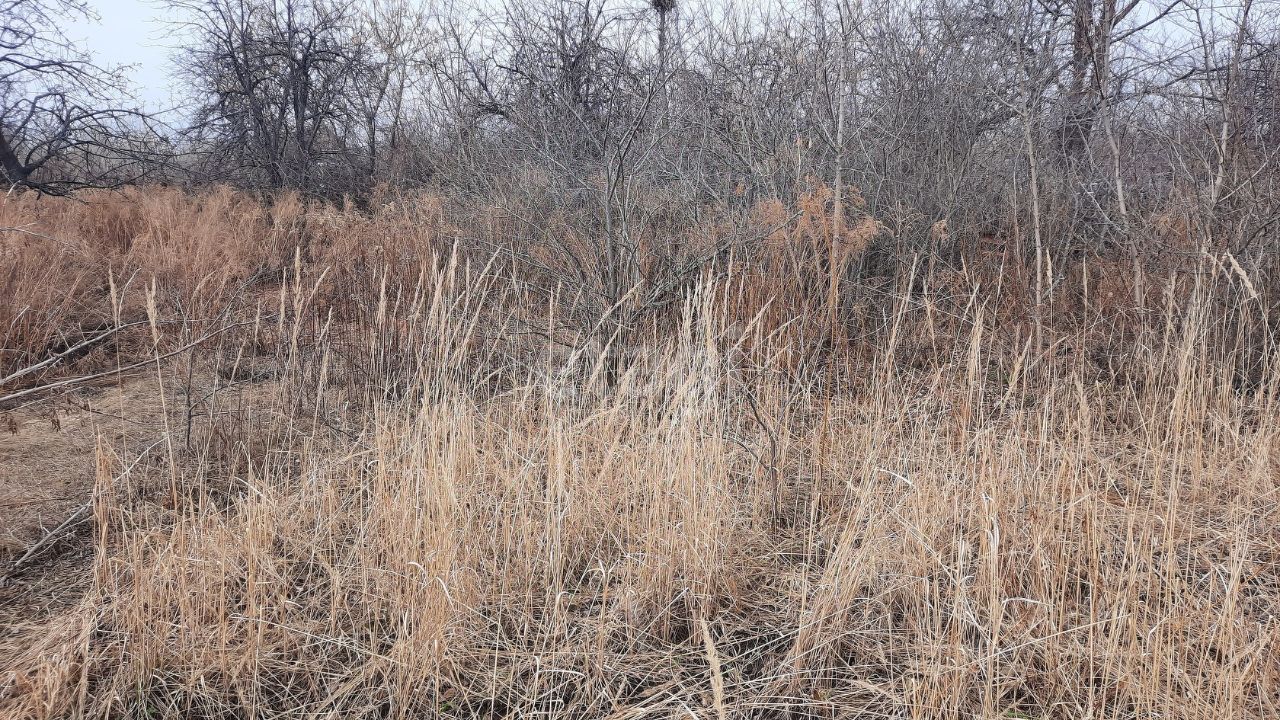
[1,189,1277,719]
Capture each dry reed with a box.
[1,188,1277,720]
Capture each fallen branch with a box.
[0,320,258,406]
[0,319,152,389]
[0,224,77,250]
[0,438,166,582]
[2,503,91,579]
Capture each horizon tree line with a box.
[2,0,1277,269]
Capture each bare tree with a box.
[346,0,436,186]
[172,0,364,195]
[0,0,160,194]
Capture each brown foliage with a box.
[1,188,1278,719]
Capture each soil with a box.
[0,372,280,665]
[0,377,169,654]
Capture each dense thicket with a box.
[9,0,1280,255]
[3,4,1280,716]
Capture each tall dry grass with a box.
[1,188,1278,719]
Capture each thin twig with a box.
[743,387,782,523]
[0,320,258,406]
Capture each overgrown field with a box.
[1,188,1278,719]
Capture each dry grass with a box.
[1,188,1278,719]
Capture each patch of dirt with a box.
[0,372,282,665]
[0,377,173,556]
[0,376,172,667]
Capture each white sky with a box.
[63,0,182,110]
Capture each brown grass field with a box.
[1,187,1277,719]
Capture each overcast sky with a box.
[65,0,181,110]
